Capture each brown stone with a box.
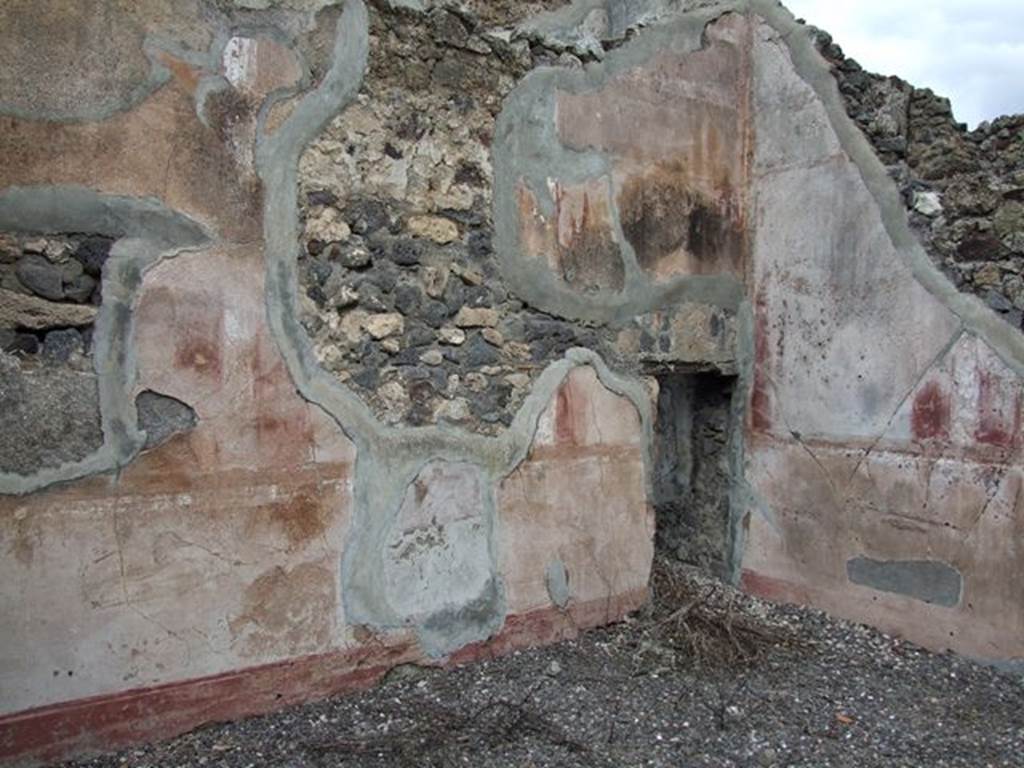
[407,215,459,244]
[305,206,352,244]
[0,289,97,330]
[451,263,484,286]
[439,326,466,345]
[453,307,499,328]
[364,313,404,340]
[422,265,450,298]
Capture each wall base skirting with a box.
[0,590,646,768]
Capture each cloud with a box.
[784,0,1024,127]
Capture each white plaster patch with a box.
[222,37,257,91]
[382,461,494,623]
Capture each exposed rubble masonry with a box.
[1,0,1022,765]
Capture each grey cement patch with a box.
[381,460,498,651]
[847,557,963,608]
[418,576,505,660]
[0,187,209,251]
[0,353,103,477]
[725,298,755,584]
[136,390,199,450]
[545,560,570,608]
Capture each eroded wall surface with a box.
[740,16,1024,667]
[0,2,664,763]
[1,0,1022,764]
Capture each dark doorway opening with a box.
[650,370,738,580]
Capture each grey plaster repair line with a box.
[0,186,210,496]
[256,0,659,656]
[603,168,645,290]
[492,4,748,325]
[517,0,714,49]
[243,11,346,145]
[724,297,755,584]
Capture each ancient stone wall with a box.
[292,1,737,433]
[0,3,664,763]
[1,1,1022,765]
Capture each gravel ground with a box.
[66,560,1024,768]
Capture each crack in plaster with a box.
[111,504,196,664]
[842,328,966,486]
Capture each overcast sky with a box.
[784,1,1024,128]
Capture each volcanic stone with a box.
[16,255,63,301]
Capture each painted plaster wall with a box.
[497,0,1024,668]
[0,2,659,763]
[494,0,1024,667]
[740,19,1024,666]
[1,0,1022,764]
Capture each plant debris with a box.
[65,558,1024,768]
